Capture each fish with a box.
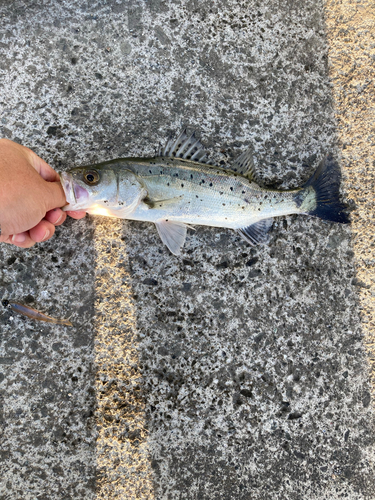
[60,130,349,255]
[2,300,73,326]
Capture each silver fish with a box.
[60,130,349,255]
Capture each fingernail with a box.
[55,213,63,224]
[12,233,26,243]
[42,230,50,241]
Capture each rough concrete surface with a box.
[0,0,374,499]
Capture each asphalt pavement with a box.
[0,0,374,499]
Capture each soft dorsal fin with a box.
[155,220,188,255]
[231,148,259,182]
[236,218,273,246]
[158,129,215,165]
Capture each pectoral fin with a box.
[155,220,188,256]
[144,195,184,209]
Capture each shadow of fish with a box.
[60,130,349,255]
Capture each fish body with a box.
[2,300,73,326]
[61,130,349,254]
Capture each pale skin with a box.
[0,139,86,248]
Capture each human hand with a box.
[0,139,86,248]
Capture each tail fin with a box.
[300,155,350,224]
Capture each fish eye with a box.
[83,169,100,185]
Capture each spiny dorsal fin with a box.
[157,129,215,165]
[231,148,259,182]
[236,218,273,246]
[155,220,188,255]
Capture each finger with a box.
[5,232,36,248]
[66,210,87,219]
[27,150,60,182]
[45,208,67,226]
[29,220,56,243]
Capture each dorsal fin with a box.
[231,148,259,182]
[157,129,215,165]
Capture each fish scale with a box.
[60,131,349,255]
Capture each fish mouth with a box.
[60,172,89,211]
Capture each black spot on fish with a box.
[167,182,170,186]
[175,173,178,177]
[220,191,223,195]
[230,187,233,191]
[242,190,245,194]
[181,183,184,187]
[222,203,226,206]
[149,170,152,173]
[191,174,193,179]
[209,182,213,187]
[196,195,199,198]
[202,179,205,183]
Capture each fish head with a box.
[60,165,118,211]
[60,164,147,217]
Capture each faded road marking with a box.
[325,0,375,384]
[95,218,154,499]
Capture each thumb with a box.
[43,180,67,212]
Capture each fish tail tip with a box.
[301,155,350,224]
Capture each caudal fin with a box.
[300,155,350,224]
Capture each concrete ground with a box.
[0,0,374,499]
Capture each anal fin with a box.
[155,220,188,256]
[236,218,273,246]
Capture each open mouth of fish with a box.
[60,172,89,211]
